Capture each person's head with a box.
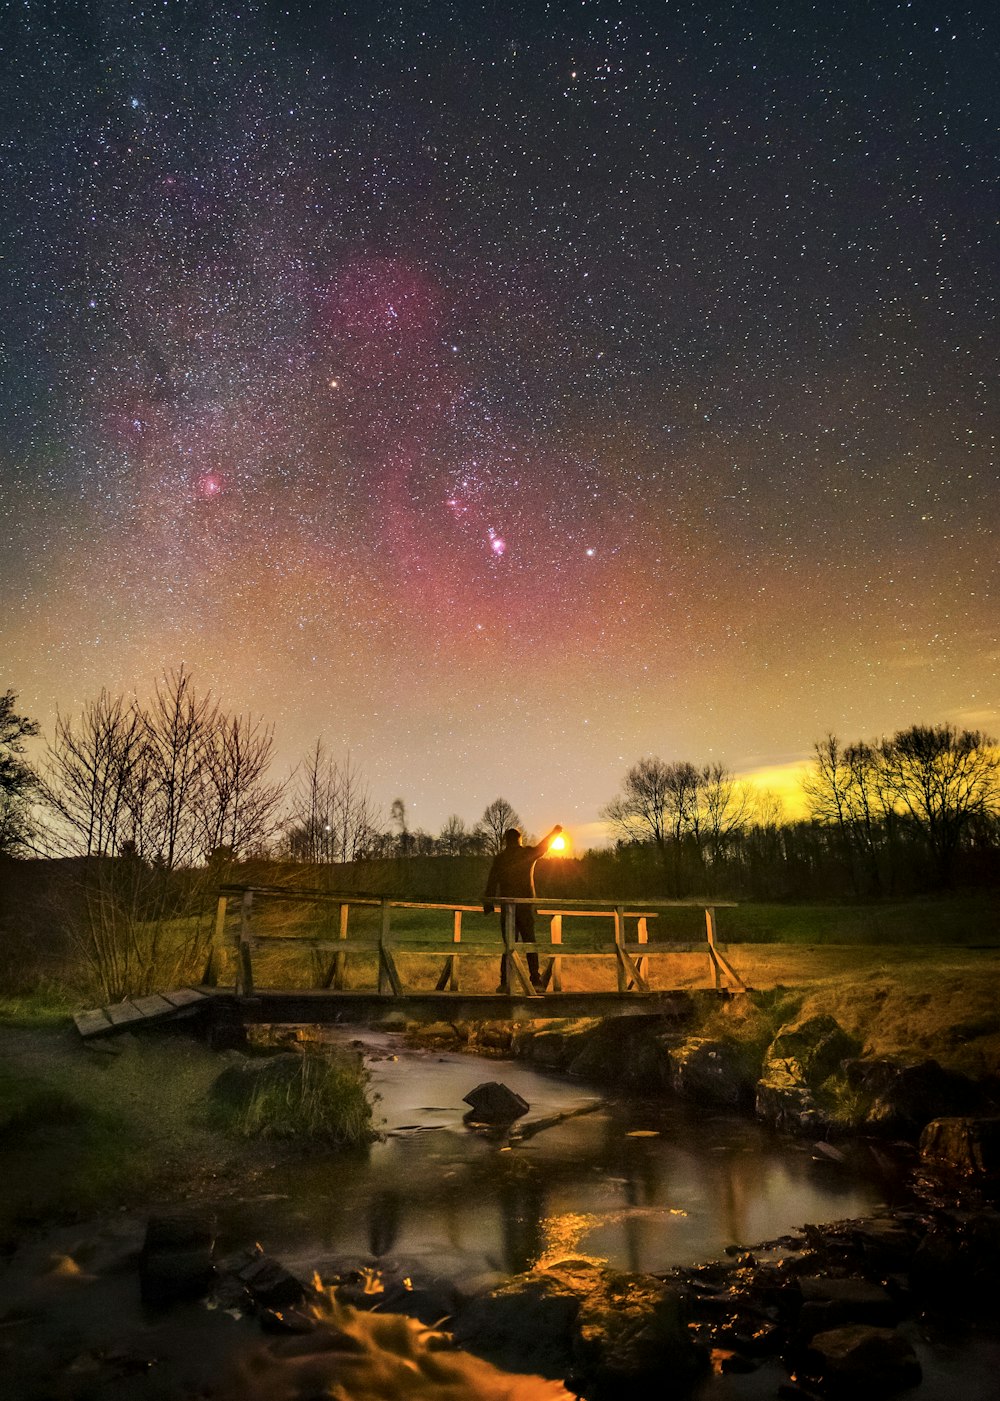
[504,827,522,848]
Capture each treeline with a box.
[1,674,999,998]
[597,730,1000,900]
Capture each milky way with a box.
[1,1,997,841]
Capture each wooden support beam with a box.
[377,900,403,995]
[237,890,254,998]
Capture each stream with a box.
[214,1031,904,1292]
[4,1030,1000,1399]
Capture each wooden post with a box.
[501,902,515,994]
[377,898,401,995]
[202,895,228,986]
[435,908,462,991]
[636,914,649,985]
[237,890,254,998]
[705,905,721,990]
[335,902,349,989]
[546,913,560,991]
[614,904,626,992]
[450,908,461,991]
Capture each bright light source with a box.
[549,833,568,855]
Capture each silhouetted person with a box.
[483,825,562,989]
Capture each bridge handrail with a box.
[212,885,744,1000]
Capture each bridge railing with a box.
[212,885,744,999]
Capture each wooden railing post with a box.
[202,894,228,986]
[436,908,463,991]
[549,913,563,992]
[501,902,515,993]
[614,904,626,991]
[237,890,254,998]
[636,914,648,985]
[377,898,402,995]
[335,902,349,989]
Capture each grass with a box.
[219,1051,376,1146]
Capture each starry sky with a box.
[1,0,997,845]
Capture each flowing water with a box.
[214,1031,902,1291]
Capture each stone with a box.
[234,1253,310,1310]
[452,1259,704,1394]
[756,1016,861,1133]
[919,1116,1000,1179]
[805,1324,921,1396]
[669,1037,758,1109]
[796,1277,898,1338]
[572,1268,704,1399]
[462,1081,529,1124]
[844,1059,983,1137]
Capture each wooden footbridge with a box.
[74,886,745,1040]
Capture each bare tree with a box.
[477,797,522,855]
[196,712,285,863]
[879,723,999,886]
[286,742,384,864]
[41,671,283,997]
[438,813,468,856]
[696,762,753,870]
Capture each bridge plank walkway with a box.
[74,986,214,1039]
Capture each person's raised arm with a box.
[531,824,563,858]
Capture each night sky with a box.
[2,1,997,844]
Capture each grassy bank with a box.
[0,1014,375,1242]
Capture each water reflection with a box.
[217,1037,902,1286]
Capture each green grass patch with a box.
[216,1052,376,1147]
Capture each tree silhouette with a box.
[478,797,522,855]
[0,689,40,855]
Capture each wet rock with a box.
[668,1037,758,1108]
[230,1250,311,1310]
[919,1115,1000,1179]
[804,1324,921,1396]
[573,1267,704,1399]
[756,1016,861,1133]
[796,1277,898,1338]
[462,1081,529,1124]
[139,1213,216,1307]
[452,1264,584,1374]
[452,1259,704,1394]
[843,1058,984,1137]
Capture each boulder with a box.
[919,1116,1000,1179]
[462,1081,529,1124]
[452,1260,704,1394]
[796,1276,898,1339]
[210,1052,305,1108]
[844,1059,984,1137]
[756,1016,861,1133]
[669,1037,758,1109]
[804,1324,921,1396]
